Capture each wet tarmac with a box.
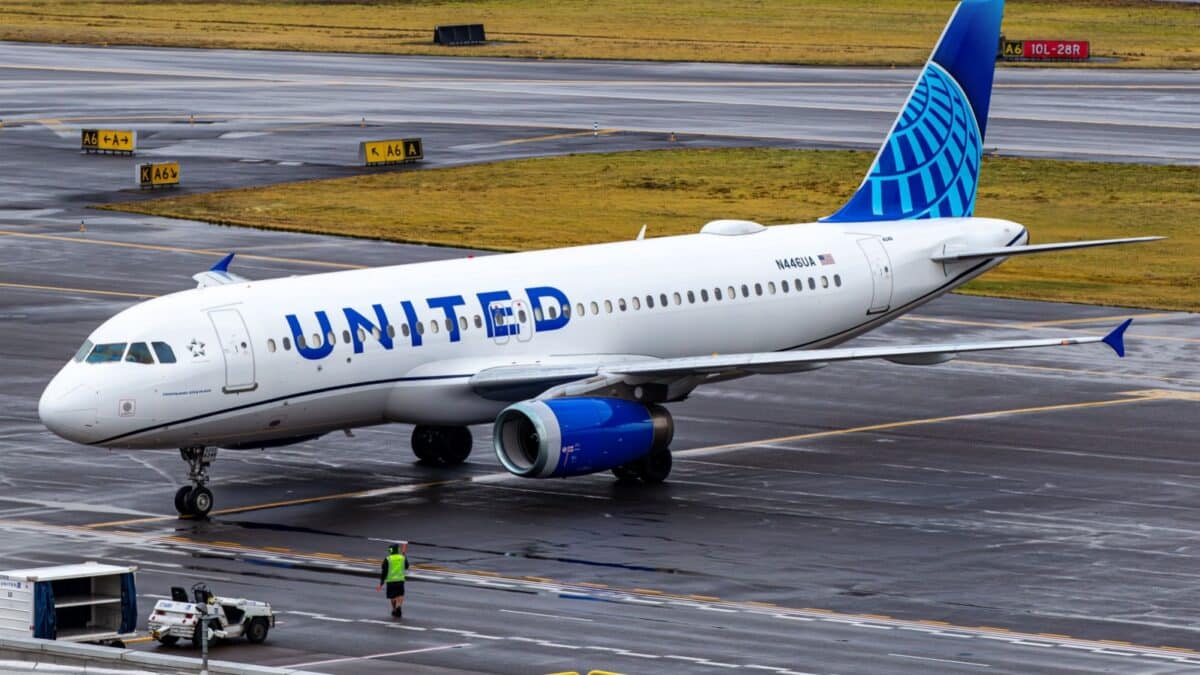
[1,43,1199,675]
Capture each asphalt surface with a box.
[1,43,1199,675]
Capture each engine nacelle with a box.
[493,398,673,478]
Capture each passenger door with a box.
[208,308,257,393]
[857,237,894,314]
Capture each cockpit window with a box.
[126,342,155,364]
[85,343,127,364]
[73,340,94,363]
[152,341,177,364]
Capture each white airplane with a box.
[40,0,1160,518]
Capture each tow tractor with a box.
[148,583,274,647]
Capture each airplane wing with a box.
[192,253,249,288]
[932,237,1163,263]
[469,320,1132,402]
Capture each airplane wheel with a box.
[634,447,672,484]
[412,426,472,466]
[174,486,192,515]
[186,487,214,518]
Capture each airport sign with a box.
[360,138,423,166]
[137,161,180,189]
[82,128,136,154]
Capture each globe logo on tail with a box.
[824,62,983,222]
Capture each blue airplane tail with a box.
[823,0,1004,223]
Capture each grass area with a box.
[2,1,1197,68]
[101,148,1199,311]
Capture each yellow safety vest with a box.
[385,553,406,582]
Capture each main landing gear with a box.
[411,425,473,467]
[611,446,673,484]
[175,446,218,518]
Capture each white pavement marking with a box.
[889,653,990,668]
[499,608,594,622]
[285,643,471,668]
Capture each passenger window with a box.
[808,277,816,290]
[754,283,763,296]
[630,297,640,310]
[605,300,613,313]
[714,288,722,301]
[821,276,829,288]
[550,306,559,320]
[619,298,627,312]
[417,322,425,335]
[282,337,292,351]
[460,316,468,331]
[741,284,749,298]
[86,343,127,364]
[430,320,440,334]
[646,295,654,309]
[591,301,600,315]
[326,331,335,346]
[659,293,668,307]
[782,280,790,293]
[125,342,155,364]
[834,274,842,287]
[574,303,583,317]
[150,341,176,363]
[73,340,94,363]
[727,285,735,299]
[532,307,542,322]
[387,324,396,339]
[673,292,681,305]
[700,289,709,302]
[372,327,380,339]
[768,281,777,295]
[343,330,352,344]
[795,278,803,291]
[474,315,483,328]
[311,333,321,347]
[298,335,308,349]
[402,324,411,337]
[444,318,453,332]
[687,291,695,304]
[267,339,277,353]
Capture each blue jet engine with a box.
[493,398,673,478]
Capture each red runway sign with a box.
[1003,40,1089,60]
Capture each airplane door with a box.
[490,300,534,345]
[208,308,257,393]
[857,237,893,314]
[512,299,533,343]
[489,301,511,345]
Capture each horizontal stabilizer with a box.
[192,252,249,288]
[932,236,1164,263]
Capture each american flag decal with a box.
[818,253,835,265]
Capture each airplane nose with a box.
[38,371,99,444]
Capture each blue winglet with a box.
[1102,318,1133,358]
[210,252,235,273]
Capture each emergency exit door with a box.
[857,237,893,314]
[208,308,257,393]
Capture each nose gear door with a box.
[857,237,894,314]
[208,308,257,393]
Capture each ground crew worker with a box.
[377,542,410,617]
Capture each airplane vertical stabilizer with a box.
[823,0,1004,223]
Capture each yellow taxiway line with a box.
[0,281,154,299]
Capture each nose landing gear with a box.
[175,446,218,518]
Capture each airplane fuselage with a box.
[39,216,1026,450]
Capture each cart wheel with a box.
[158,635,179,646]
[245,617,269,644]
